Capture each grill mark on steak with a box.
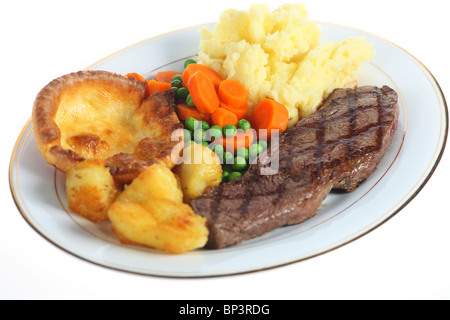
[191,86,399,249]
[348,89,359,154]
[313,106,326,180]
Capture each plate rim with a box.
[9,21,449,278]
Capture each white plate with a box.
[9,22,448,278]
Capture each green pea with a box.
[200,121,210,131]
[232,156,247,171]
[223,124,237,138]
[212,144,224,155]
[193,128,205,143]
[186,94,195,107]
[172,74,182,82]
[172,103,178,112]
[236,147,249,161]
[176,87,189,100]
[228,171,242,181]
[206,125,223,140]
[184,59,197,68]
[183,129,192,142]
[222,151,234,165]
[222,171,230,183]
[189,129,195,141]
[249,143,264,160]
[238,119,251,132]
[172,87,179,95]
[185,117,199,131]
[202,141,209,147]
[214,150,224,162]
[258,140,268,150]
[171,79,182,88]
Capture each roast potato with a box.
[65,159,120,223]
[117,162,183,204]
[174,143,222,203]
[108,163,209,254]
[108,198,208,254]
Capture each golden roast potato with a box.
[109,198,208,254]
[65,159,120,223]
[108,163,209,254]
[32,70,184,185]
[117,162,183,204]
[173,143,222,203]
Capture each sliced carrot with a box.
[220,101,249,121]
[211,107,238,128]
[249,98,289,140]
[146,80,172,96]
[218,79,248,108]
[212,129,256,153]
[182,64,223,91]
[154,70,182,83]
[176,103,211,122]
[126,73,148,83]
[187,71,220,114]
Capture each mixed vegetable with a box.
[126,59,289,183]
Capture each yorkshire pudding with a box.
[32,70,184,185]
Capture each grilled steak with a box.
[191,86,399,249]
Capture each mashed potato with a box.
[198,3,375,127]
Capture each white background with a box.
[1,0,449,300]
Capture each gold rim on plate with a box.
[9,22,449,278]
